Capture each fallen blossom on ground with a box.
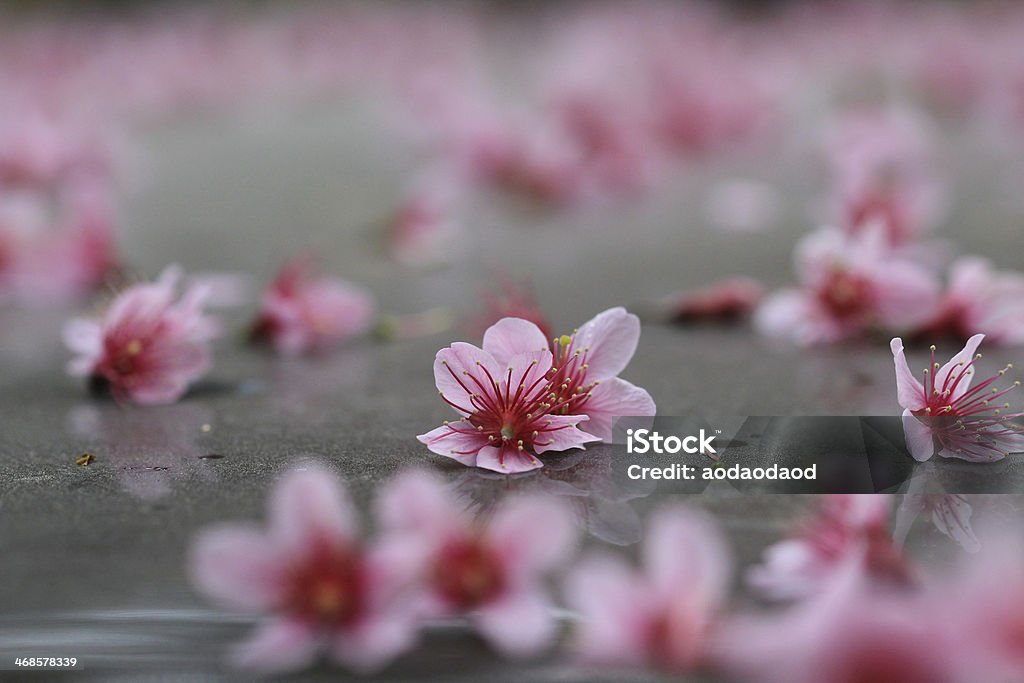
[63,265,219,405]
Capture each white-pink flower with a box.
[920,256,1024,346]
[756,225,941,345]
[250,255,375,356]
[564,505,731,673]
[190,463,418,674]
[748,495,912,601]
[376,469,577,658]
[63,265,219,406]
[892,334,1024,462]
[418,307,655,473]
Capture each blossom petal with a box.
[581,377,656,442]
[644,506,731,604]
[189,525,285,611]
[476,444,543,474]
[902,409,935,462]
[331,611,417,673]
[488,494,577,577]
[936,333,984,401]
[269,463,358,553]
[433,342,502,415]
[229,619,319,674]
[417,423,488,467]
[890,338,926,411]
[482,317,550,366]
[475,586,556,658]
[572,307,640,380]
[532,414,599,454]
[375,468,464,540]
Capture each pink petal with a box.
[189,526,283,611]
[482,317,550,366]
[581,377,657,442]
[532,414,599,454]
[475,586,556,658]
[644,506,731,604]
[62,317,101,358]
[229,619,319,674]
[488,494,577,577]
[417,423,489,467]
[433,342,502,416]
[901,409,935,462]
[572,307,640,381]
[890,338,927,411]
[331,612,418,673]
[269,463,358,554]
[475,444,543,473]
[873,263,942,331]
[936,333,984,401]
[564,555,653,666]
[375,468,464,540]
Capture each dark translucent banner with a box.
[606,416,1024,494]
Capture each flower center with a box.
[433,537,505,610]
[818,268,872,320]
[285,543,365,627]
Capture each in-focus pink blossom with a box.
[918,256,1024,346]
[748,495,912,601]
[250,255,375,356]
[376,469,576,658]
[825,108,946,246]
[667,277,765,324]
[564,505,731,673]
[723,560,956,683]
[190,463,417,674]
[756,225,941,345]
[419,307,655,472]
[892,334,1024,462]
[418,318,598,474]
[63,265,219,406]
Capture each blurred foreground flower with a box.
[190,463,417,674]
[418,307,654,472]
[748,495,912,602]
[63,265,219,405]
[564,505,730,674]
[250,254,375,356]
[377,469,576,657]
[756,224,940,345]
[892,334,1024,462]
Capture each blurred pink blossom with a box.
[919,257,1024,346]
[63,265,219,405]
[723,560,956,683]
[190,463,418,674]
[667,277,765,324]
[377,469,576,658]
[250,255,375,356]
[564,505,731,673]
[756,224,941,345]
[892,334,1024,462]
[748,494,912,601]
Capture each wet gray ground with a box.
[1,100,1023,681]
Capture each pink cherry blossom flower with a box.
[723,560,957,683]
[190,463,418,674]
[564,505,731,674]
[250,255,375,356]
[755,225,941,345]
[892,334,1024,462]
[748,495,913,601]
[418,308,655,472]
[376,469,576,658]
[824,108,946,246]
[918,256,1024,346]
[63,265,219,406]
[469,272,553,342]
